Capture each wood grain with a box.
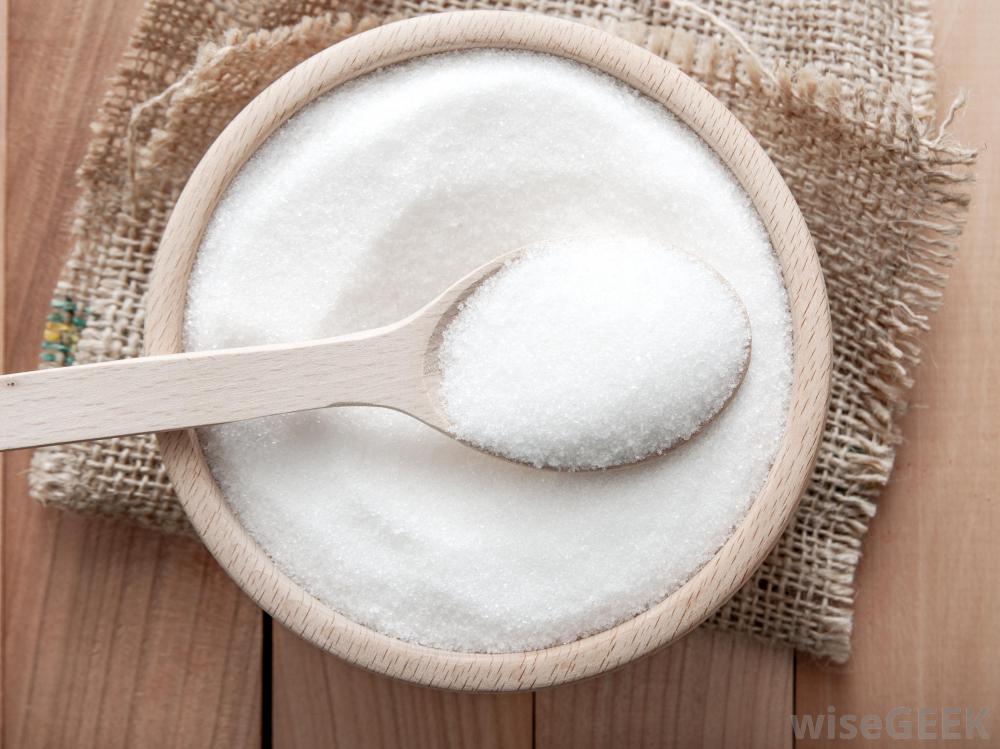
[2,1,262,746]
[273,624,533,749]
[0,0,7,732]
[537,629,793,749]
[147,10,829,692]
[793,0,1000,745]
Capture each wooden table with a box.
[2,2,996,746]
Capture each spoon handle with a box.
[0,331,416,451]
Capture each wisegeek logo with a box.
[790,707,990,741]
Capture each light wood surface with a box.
[0,0,7,732]
[273,624,534,748]
[537,629,793,748]
[147,10,829,691]
[2,0,995,746]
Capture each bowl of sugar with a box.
[147,11,831,690]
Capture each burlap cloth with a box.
[28,0,974,663]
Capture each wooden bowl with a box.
[146,10,831,691]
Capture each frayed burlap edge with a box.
[28,3,975,663]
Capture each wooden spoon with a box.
[0,250,751,468]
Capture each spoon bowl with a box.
[424,244,754,471]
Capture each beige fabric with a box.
[28,0,973,662]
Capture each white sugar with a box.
[438,239,751,470]
[186,50,793,652]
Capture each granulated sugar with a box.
[186,50,793,652]
[438,239,751,470]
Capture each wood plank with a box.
[2,1,263,746]
[537,629,792,749]
[0,0,7,732]
[272,624,533,749]
[793,1,999,745]
[3,522,262,747]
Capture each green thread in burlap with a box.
[28,0,974,663]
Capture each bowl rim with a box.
[145,9,832,692]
